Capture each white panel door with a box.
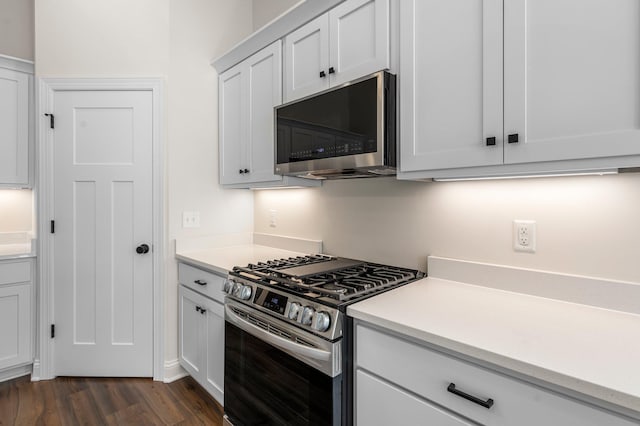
[328,0,389,87]
[246,41,283,184]
[504,0,640,164]
[399,0,503,172]
[53,90,153,376]
[284,15,330,103]
[0,67,29,185]
[219,63,247,185]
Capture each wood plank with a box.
[0,376,222,425]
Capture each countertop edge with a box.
[0,253,36,261]
[175,253,229,277]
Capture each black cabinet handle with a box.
[195,306,201,313]
[136,244,150,254]
[447,383,494,409]
[194,279,207,286]
[486,137,496,146]
[328,67,335,74]
[243,168,249,174]
[239,169,244,174]
[508,133,519,144]
[199,308,206,315]
[319,70,326,78]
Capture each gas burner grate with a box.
[230,255,425,304]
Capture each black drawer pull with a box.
[194,279,207,286]
[486,137,496,146]
[328,67,335,74]
[447,383,494,409]
[320,70,326,78]
[508,133,519,144]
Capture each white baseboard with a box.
[0,364,32,383]
[163,358,188,383]
[31,359,41,381]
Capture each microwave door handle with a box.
[225,304,331,361]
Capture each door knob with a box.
[136,244,150,254]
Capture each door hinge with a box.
[50,220,55,234]
[51,324,55,339]
[44,113,55,129]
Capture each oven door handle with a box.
[225,304,332,361]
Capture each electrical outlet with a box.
[183,211,200,228]
[513,220,536,253]
[269,209,277,228]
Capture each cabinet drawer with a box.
[0,259,32,286]
[356,324,636,426]
[178,263,226,303]
[356,369,472,426]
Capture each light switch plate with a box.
[183,211,200,228]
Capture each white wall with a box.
[253,0,302,30]
[0,0,34,60]
[254,173,640,283]
[0,190,33,233]
[35,0,254,377]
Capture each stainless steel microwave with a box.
[275,71,396,179]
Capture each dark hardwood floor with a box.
[0,375,223,425]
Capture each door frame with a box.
[35,78,165,381]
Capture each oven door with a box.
[224,301,342,426]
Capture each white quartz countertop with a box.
[176,244,309,275]
[348,276,640,416]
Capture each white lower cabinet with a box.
[354,322,637,426]
[179,281,224,405]
[357,369,472,426]
[0,259,34,372]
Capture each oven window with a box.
[225,322,341,425]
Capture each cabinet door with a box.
[246,41,283,184]
[0,68,29,185]
[356,369,472,426]
[179,286,204,377]
[328,0,389,87]
[204,297,225,405]
[284,15,330,103]
[504,0,640,164]
[219,62,247,185]
[399,0,503,172]
[0,284,32,370]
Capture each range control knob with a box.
[313,311,331,332]
[288,302,301,320]
[223,279,233,294]
[239,285,252,300]
[301,306,315,326]
[232,282,243,297]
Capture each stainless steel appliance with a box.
[275,71,396,180]
[222,254,424,425]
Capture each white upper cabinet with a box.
[399,0,640,178]
[284,0,389,103]
[219,41,320,188]
[503,0,640,164]
[219,41,282,186]
[284,16,330,102]
[399,0,503,172]
[219,63,245,185]
[0,56,32,187]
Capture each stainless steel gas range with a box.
[221,254,424,426]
